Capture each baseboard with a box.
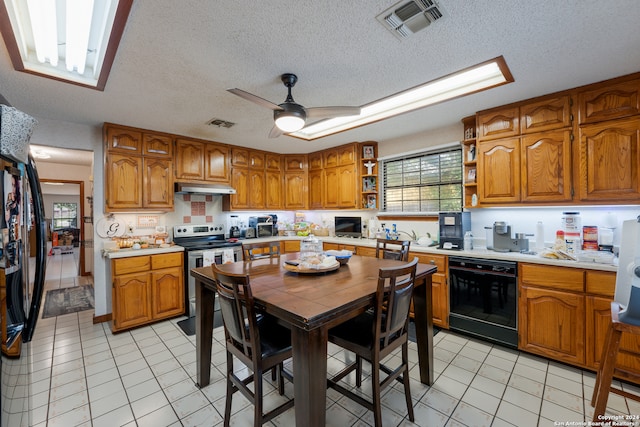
[93,313,111,324]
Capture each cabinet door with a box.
[204,143,230,183]
[266,153,283,171]
[105,125,142,153]
[579,78,640,124]
[586,296,640,376]
[520,130,573,202]
[113,272,151,331]
[230,168,250,209]
[518,286,585,365]
[308,170,323,209]
[410,253,448,328]
[106,154,143,210]
[282,240,300,253]
[355,246,376,257]
[175,139,204,180]
[520,95,572,134]
[337,144,356,165]
[143,157,174,209]
[284,154,306,171]
[143,133,172,157]
[324,149,339,168]
[232,148,250,166]
[477,138,521,203]
[151,268,184,320]
[249,169,265,209]
[338,165,357,208]
[265,170,283,210]
[308,152,323,170]
[477,107,519,141]
[578,117,640,202]
[324,167,339,208]
[249,151,265,169]
[284,171,307,209]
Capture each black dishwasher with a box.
[449,256,518,348]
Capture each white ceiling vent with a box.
[376,0,444,39]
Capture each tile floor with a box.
[30,250,640,426]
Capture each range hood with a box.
[174,182,236,195]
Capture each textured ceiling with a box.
[2,0,640,154]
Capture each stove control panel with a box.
[174,224,226,237]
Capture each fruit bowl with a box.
[325,250,352,265]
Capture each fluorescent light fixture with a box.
[0,0,133,90]
[291,56,513,140]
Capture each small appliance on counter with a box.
[248,215,277,238]
[229,215,241,238]
[492,221,530,252]
[438,212,471,250]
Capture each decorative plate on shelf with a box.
[96,216,125,238]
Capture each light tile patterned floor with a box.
[32,251,640,426]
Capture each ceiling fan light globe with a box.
[274,105,306,132]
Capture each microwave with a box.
[256,223,275,238]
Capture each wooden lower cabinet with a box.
[281,240,300,253]
[409,253,448,329]
[112,253,184,332]
[355,246,376,257]
[519,285,585,365]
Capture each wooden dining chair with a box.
[211,264,294,426]
[327,257,419,427]
[591,301,640,421]
[242,241,281,261]
[375,238,411,262]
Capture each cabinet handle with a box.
[429,260,435,265]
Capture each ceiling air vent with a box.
[207,118,235,128]
[376,0,445,40]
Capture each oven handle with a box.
[449,265,516,278]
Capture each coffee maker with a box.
[438,212,471,250]
[492,221,529,252]
[229,215,241,238]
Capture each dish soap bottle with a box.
[464,231,473,251]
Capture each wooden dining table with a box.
[191,253,437,427]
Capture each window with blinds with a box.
[382,148,463,212]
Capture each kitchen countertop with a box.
[104,245,184,259]
[244,235,618,272]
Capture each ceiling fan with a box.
[228,73,361,138]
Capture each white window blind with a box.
[382,147,463,212]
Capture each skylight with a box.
[290,56,514,140]
[0,0,133,90]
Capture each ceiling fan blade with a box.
[305,106,361,119]
[268,125,283,138]
[227,88,282,111]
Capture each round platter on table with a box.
[283,260,340,274]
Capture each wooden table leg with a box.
[292,326,328,427]
[412,274,434,385]
[195,279,214,387]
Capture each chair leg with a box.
[254,370,264,427]
[356,355,363,387]
[277,363,285,395]
[271,366,277,381]
[402,343,414,422]
[591,322,614,407]
[371,357,383,427]
[592,327,623,421]
[224,353,234,427]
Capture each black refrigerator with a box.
[0,104,46,427]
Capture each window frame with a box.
[380,143,464,213]
[52,202,78,229]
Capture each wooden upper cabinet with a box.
[249,169,265,208]
[249,151,265,169]
[143,157,173,209]
[337,165,357,208]
[578,117,640,201]
[105,125,142,153]
[265,170,283,210]
[143,133,173,157]
[283,154,307,171]
[106,154,143,210]
[520,130,573,202]
[477,138,521,203]
[230,168,250,209]
[477,107,519,141]
[324,149,339,168]
[578,78,640,124]
[284,171,307,209]
[231,148,250,167]
[175,139,204,180]
[204,143,230,183]
[337,144,357,165]
[520,95,572,134]
[265,153,282,171]
[308,152,323,170]
[308,170,323,209]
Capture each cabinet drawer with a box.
[152,252,183,270]
[520,263,584,292]
[113,256,151,275]
[585,270,616,297]
[409,253,446,273]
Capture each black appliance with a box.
[173,224,243,335]
[438,212,471,250]
[0,103,46,427]
[448,256,518,347]
[335,216,362,238]
[248,215,277,238]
